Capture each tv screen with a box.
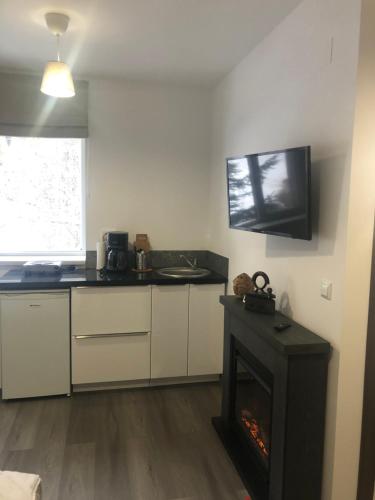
[227,146,311,240]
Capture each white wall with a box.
[86,79,211,250]
[207,0,362,498]
[331,0,375,497]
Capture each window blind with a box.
[0,72,88,138]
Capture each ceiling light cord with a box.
[56,34,61,62]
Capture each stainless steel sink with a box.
[157,267,211,278]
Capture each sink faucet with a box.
[180,254,197,269]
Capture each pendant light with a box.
[40,13,75,98]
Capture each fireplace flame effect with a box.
[241,409,269,458]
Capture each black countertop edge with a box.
[220,295,331,355]
[0,268,227,291]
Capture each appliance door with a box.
[116,250,127,271]
[0,290,70,399]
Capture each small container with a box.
[135,250,148,271]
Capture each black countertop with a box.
[0,268,227,291]
[220,295,330,355]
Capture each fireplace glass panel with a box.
[235,354,272,470]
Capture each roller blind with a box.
[0,72,88,138]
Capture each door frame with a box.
[357,221,375,500]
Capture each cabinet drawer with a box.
[72,332,150,384]
[71,286,151,336]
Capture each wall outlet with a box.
[320,280,333,300]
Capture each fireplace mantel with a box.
[213,296,331,500]
[219,296,331,356]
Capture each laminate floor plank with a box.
[0,383,246,500]
[0,400,19,454]
[5,399,43,451]
[66,392,106,445]
[58,443,95,500]
[34,397,71,449]
[93,393,132,500]
[33,398,72,500]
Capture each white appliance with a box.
[0,290,70,399]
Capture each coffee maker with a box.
[104,232,129,272]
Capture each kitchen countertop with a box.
[0,267,227,291]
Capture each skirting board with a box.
[73,374,221,393]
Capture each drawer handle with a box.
[74,332,149,340]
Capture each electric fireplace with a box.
[213,296,331,500]
[234,346,272,471]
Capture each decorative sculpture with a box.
[233,273,254,298]
[244,271,276,315]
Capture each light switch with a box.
[320,280,333,300]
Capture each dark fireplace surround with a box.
[213,297,331,500]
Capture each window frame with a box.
[0,137,86,263]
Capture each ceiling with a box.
[0,0,302,86]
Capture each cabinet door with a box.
[151,285,189,379]
[72,332,150,384]
[188,284,225,376]
[71,286,151,336]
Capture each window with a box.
[0,136,85,257]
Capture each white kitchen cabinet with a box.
[151,285,189,379]
[71,286,151,385]
[71,286,151,335]
[70,282,224,387]
[151,283,225,379]
[188,283,225,376]
[72,332,150,384]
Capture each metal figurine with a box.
[243,271,276,315]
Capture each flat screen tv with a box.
[227,146,312,240]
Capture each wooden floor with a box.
[0,383,247,500]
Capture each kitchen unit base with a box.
[72,374,221,393]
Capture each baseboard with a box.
[150,374,220,386]
[72,379,150,392]
[73,374,221,393]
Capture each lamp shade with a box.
[40,61,75,98]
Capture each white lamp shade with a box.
[40,61,75,98]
